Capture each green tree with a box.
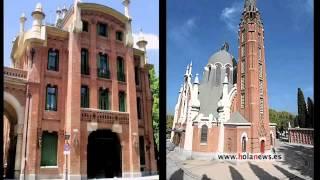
[307,97,314,128]
[166,114,174,139]
[149,66,159,150]
[149,66,159,171]
[269,108,295,130]
[297,88,307,128]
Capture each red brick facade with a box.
[4,2,157,179]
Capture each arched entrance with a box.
[3,91,25,179]
[172,132,181,146]
[87,129,122,178]
[260,140,265,153]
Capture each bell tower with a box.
[236,0,271,153]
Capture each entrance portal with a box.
[260,140,265,153]
[172,132,180,146]
[87,129,122,178]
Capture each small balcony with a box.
[4,67,27,79]
[97,68,110,79]
[81,108,129,124]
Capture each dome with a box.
[208,42,234,66]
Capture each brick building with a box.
[171,0,276,159]
[3,0,157,179]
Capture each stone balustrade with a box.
[81,108,129,124]
[4,67,27,79]
[288,128,313,145]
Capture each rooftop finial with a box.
[221,42,229,52]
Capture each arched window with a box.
[200,125,208,143]
[242,136,246,152]
[45,85,58,111]
[208,66,211,81]
[117,56,126,82]
[47,49,59,71]
[215,64,221,85]
[225,65,231,82]
[99,88,109,110]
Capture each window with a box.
[241,60,245,74]
[258,48,262,60]
[81,85,89,108]
[97,23,107,37]
[116,31,123,41]
[215,64,221,85]
[241,45,245,57]
[45,85,57,111]
[82,20,88,32]
[258,33,261,44]
[99,88,109,110]
[139,136,146,166]
[242,136,246,152]
[241,93,245,109]
[81,48,89,75]
[241,76,245,90]
[260,98,264,114]
[270,134,273,146]
[208,66,211,81]
[135,66,140,85]
[241,29,246,43]
[259,64,263,79]
[97,53,110,78]
[47,49,59,71]
[117,56,126,82]
[41,131,58,166]
[226,66,231,82]
[200,125,208,143]
[137,97,142,119]
[259,80,263,96]
[119,91,126,112]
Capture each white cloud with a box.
[133,33,159,50]
[169,17,197,43]
[220,2,243,32]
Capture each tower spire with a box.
[244,0,257,11]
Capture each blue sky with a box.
[4,0,159,74]
[167,0,313,115]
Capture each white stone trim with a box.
[4,91,24,125]
[259,137,266,142]
[240,132,248,142]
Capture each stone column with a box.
[14,124,24,179]
[125,48,140,177]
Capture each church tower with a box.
[236,0,271,153]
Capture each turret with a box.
[19,13,27,33]
[136,29,148,52]
[31,3,45,33]
[191,74,200,109]
[55,7,62,26]
[61,5,68,19]
[122,0,130,18]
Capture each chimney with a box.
[31,3,45,32]
[19,13,27,33]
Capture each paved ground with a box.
[166,140,313,180]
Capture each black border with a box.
[314,0,320,177]
[1,0,4,177]
[159,0,167,179]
